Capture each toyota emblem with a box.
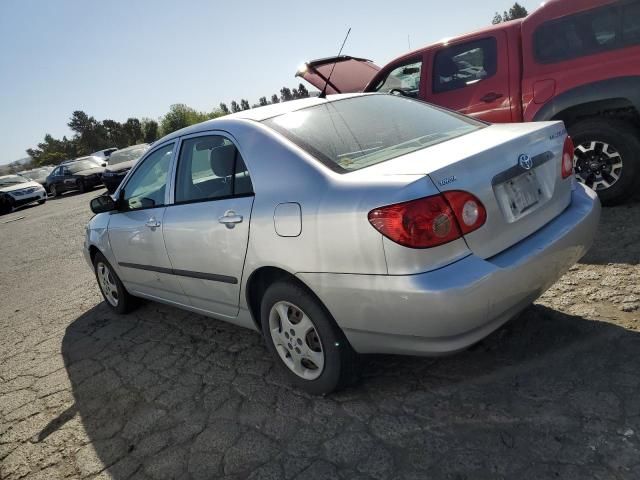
[518,154,532,170]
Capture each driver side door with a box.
[107,141,187,304]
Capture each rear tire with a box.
[77,179,86,193]
[50,184,58,197]
[260,280,358,395]
[568,118,640,206]
[93,252,136,314]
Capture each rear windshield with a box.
[68,160,99,173]
[262,95,484,173]
[109,145,149,165]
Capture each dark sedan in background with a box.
[45,159,105,196]
[101,143,149,193]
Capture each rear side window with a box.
[534,0,640,64]
[433,37,497,93]
[372,59,423,98]
[175,135,253,204]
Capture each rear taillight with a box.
[442,191,487,235]
[562,135,575,179]
[368,191,486,249]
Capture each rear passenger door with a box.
[162,133,254,318]
[426,32,513,123]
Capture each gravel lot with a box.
[1,187,639,480]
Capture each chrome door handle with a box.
[480,92,504,103]
[145,218,161,228]
[219,210,243,228]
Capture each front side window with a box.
[433,37,497,93]
[122,143,173,210]
[534,1,640,64]
[372,60,422,97]
[175,135,253,204]
[263,95,484,173]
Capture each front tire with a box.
[260,280,358,395]
[77,179,86,193]
[50,184,59,197]
[93,252,136,314]
[569,118,640,206]
[37,199,46,205]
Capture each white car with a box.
[0,175,47,214]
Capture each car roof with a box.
[158,93,363,144]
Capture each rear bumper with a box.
[297,184,601,356]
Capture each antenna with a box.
[319,27,351,99]
[408,34,411,50]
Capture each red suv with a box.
[298,0,640,205]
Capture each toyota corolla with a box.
[84,94,600,394]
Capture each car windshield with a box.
[0,175,29,186]
[108,145,148,165]
[262,94,485,173]
[23,169,46,180]
[67,160,99,173]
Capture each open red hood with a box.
[295,55,380,94]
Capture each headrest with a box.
[210,144,236,177]
[437,56,459,77]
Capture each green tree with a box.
[258,96,268,107]
[230,101,241,113]
[142,119,159,143]
[68,110,105,154]
[297,83,310,98]
[280,87,293,102]
[493,2,528,23]
[271,94,280,104]
[123,118,143,145]
[240,99,250,110]
[219,103,230,114]
[26,134,79,166]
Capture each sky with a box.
[0,0,542,164]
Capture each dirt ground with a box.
[0,188,639,480]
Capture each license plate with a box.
[502,171,541,218]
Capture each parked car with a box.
[101,144,150,193]
[46,159,105,196]
[298,0,640,205]
[18,167,54,188]
[90,148,117,163]
[60,155,106,166]
[84,94,600,394]
[0,174,47,214]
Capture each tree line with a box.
[24,83,311,167]
[492,2,528,24]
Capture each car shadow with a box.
[580,196,640,265]
[52,301,640,478]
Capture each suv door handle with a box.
[480,92,504,103]
[219,210,243,228]
[145,218,161,228]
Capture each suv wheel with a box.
[50,184,58,197]
[260,280,358,395]
[569,118,640,206]
[93,252,136,314]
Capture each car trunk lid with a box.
[359,121,573,259]
[296,56,380,94]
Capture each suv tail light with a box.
[368,191,486,249]
[562,135,575,179]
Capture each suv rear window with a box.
[534,0,640,64]
[262,95,484,173]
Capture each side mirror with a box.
[90,194,117,214]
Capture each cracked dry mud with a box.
[1,189,639,480]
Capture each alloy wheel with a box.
[268,301,325,380]
[96,262,119,307]
[573,140,623,191]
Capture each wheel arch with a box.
[244,266,330,332]
[533,76,640,127]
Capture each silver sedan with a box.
[84,94,600,394]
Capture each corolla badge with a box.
[518,153,532,170]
